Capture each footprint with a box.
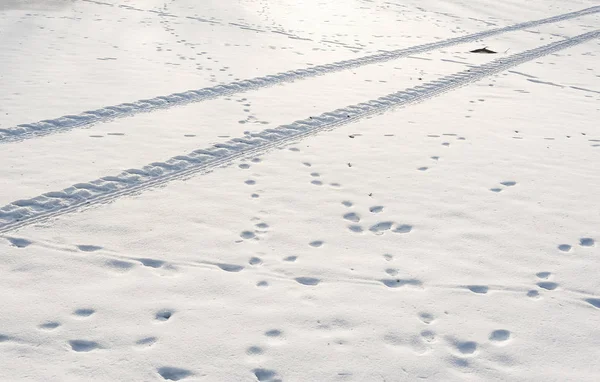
[138,258,165,268]
[527,290,540,299]
[157,367,193,381]
[251,158,262,163]
[255,222,269,229]
[105,259,134,271]
[69,340,100,352]
[392,224,412,233]
[456,341,478,355]
[430,156,440,160]
[239,163,250,169]
[383,254,393,261]
[341,201,353,207]
[369,221,394,233]
[585,298,600,308]
[490,188,502,193]
[500,181,516,186]
[156,310,173,322]
[39,322,61,330]
[245,179,256,185]
[580,238,595,247]
[381,279,422,288]
[369,206,384,213]
[77,245,103,252]
[417,167,429,171]
[311,180,323,186]
[489,329,511,342]
[136,337,157,347]
[240,231,256,240]
[265,329,282,337]
[217,264,244,272]
[295,277,320,286]
[418,312,435,324]
[249,257,262,266]
[302,162,311,167]
[420,330,436,343]
[467,285,488,294]
[6,237,32,248]
[309,240,324,248]
[536,272,551,279]
[557,244,572,252]
[73,309,95,318]
[343,212,360,223]
[385,268,399,276]
[283,256,297,262]
[251,193,260,198]
[253,369,279,382]
[310,172,320,177]
[107,132,125,136]
[537,282,558,290]
[246,346,264,355]
[348,225,364,233]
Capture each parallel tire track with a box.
[1,6,599,143]
[1,30,598,233]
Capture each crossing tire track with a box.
[1,6,599,143]
[1,30,598,233]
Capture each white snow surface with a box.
[1,0,600,381]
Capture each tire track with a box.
[2,6,599,143]
[1,30,598,233]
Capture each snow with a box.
[1,0,599,381]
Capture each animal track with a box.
[73,309,95,318]
[240,231,256,240]
[500,181,517,186]
[106,259,135,271]
[156,310,173,322]
[136,337,157,347]
[246,346,264,355]
[138,258,165,268]
[253,368,279,382]
[392,224,412,233]
[381,279,422,288]
[369,221,393,233]
[245,179,256,185]
[69,340,100,352]
[369,206,384,213]
[467,285,489,294]
[348,225,363,233]
[455,341,478,355]
[283,256,297,262]
[489,329,511,342]
[343,212,360,222]
[256,281,269,288]
[39,322,61,330]
[309,240,324,247]
[585,298,600,308]
[218,263,244,272]
[527,290,540,298]
[558,244,572,252]
[341,201,353,207]
[77,245,103,252]
[265,329,282,337]
[5,237,32,248]
[537,282,558,290]
[295,277,321,286]
[419,312,435,324]
[249,257,262,265]
[536,272,551,279]
[580,238,595,247]
[157,367,193,381]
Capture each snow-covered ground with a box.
[1,0,599,380]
